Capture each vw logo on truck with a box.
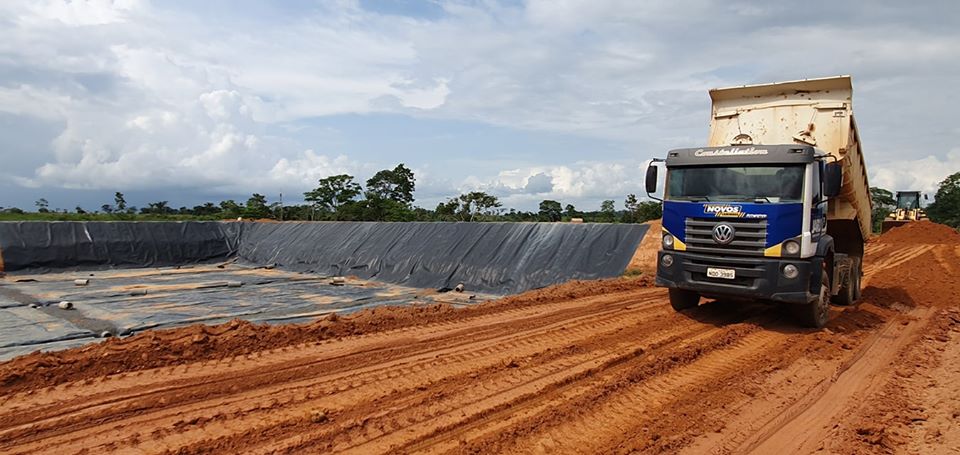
[712,224,735,245]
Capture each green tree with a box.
[599,199,616,223]
[244,193,271,219]
[564,204,579,219]
[218,200,242,218]
[366,164,416,205]
[75,206,87,214]
[927,172,960,228]
[635,201,663,223]
[101,204,113,214]
[435,199,460,221]
[623,194,640,223]
[141,201,172,215]
[869,187,897,233]
[363,164,416,221]
[304,174,362,212]
[622,194,661,223]
[538,200,563,222]
[457,191,501,221]
[192,202,219,216]
[331,200,366,221]
[114,192,127,212]
[35,198,49,213]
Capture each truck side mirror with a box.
[924,194,929,201]
[645,165,658,194]
[824,162,842,198]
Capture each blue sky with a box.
[1,0,959,213]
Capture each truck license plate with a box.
[706,267,736,280]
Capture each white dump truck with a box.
[646,75,871,327]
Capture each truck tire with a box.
[852,260,862,301]
[669,289,700,311]
[832,267,856,306]
[794,269,830,328]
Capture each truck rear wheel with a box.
[832,268,856,306]
[669,289,700,311]
[794,269,830,328]
[852,260,862,301]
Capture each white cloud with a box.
[268,151,356,188]
[0,0,958,209]
[0,84,71,120]
[459,160,652,210]
[20,0,145,26]
[869,149,960,195]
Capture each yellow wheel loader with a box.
[881,191,927,233]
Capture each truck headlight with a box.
[783,264,799,279]
[784,240,800,256]
[661,254,674,267]
[662,234,674,249]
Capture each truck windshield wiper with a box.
[686,196,711,202]
[753,196,772,203]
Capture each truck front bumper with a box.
[655,250,822,304]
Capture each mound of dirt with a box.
[626,219,661,275]
[0,275,653,393]
[861,220,960,311]
[875,220,960,245]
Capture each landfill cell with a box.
[0,221,958,454]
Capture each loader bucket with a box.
[881,220,909,234]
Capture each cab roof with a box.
[665,144,818,167]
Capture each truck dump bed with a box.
[707,76,871,243]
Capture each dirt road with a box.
[1,221,958,454]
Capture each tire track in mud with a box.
[2,289,662,414]
[683,235,960,454]
[862,245,933,283]
[341,306,767,455]
[0,289,679,454]
[491,323,782,454]
[175,302,766,454]
[741,307,934,454]
[748,237,960,453]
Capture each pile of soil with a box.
[862,220,960,311]
[826,221,960,452]
[874,220,960,245]
[626,219,661,275]
[0,275,653,393]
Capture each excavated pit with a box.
[0,221,648,360]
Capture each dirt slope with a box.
[626,219,661,275]
[0,221,958,454]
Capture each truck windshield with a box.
[666,165,804,203]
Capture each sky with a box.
[1,0,959,213]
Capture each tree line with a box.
[8,165,958,229]
[0,163,663,224]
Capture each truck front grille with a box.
[685,254,763,288]
[684,217,767,257]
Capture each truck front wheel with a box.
[669,289,700,311]
[793,269,830,328]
